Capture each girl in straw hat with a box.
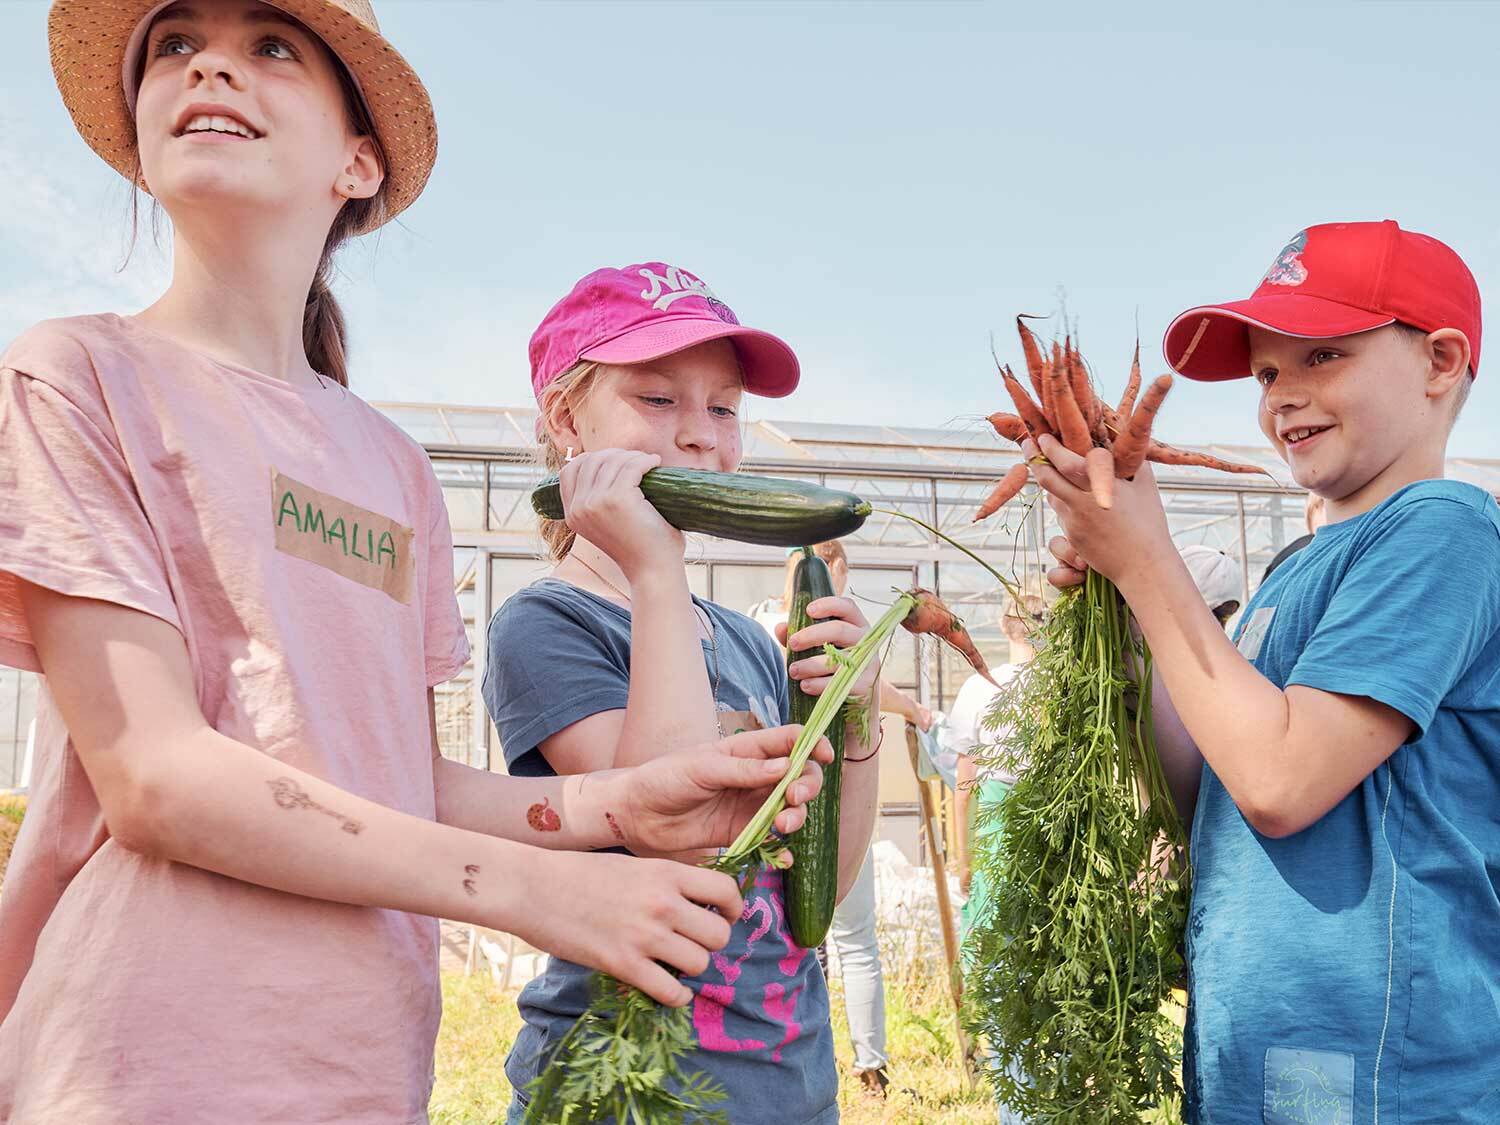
[0,3,829,1120]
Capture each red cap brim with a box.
[1163,294,1394,381]
[582,319,801,398]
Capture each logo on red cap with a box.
[1262,232,1308,288]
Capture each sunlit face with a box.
[571,339,745,473]
[134,0,373,218]
[1249,324,1434,501]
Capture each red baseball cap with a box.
[529,262,801,400]
[1163,220,1482,381]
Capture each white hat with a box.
[1180,545,1244,612]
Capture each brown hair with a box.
[780,540,849,609]
[128,19,386,388]
[536,361,608,560]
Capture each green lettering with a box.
[302,504,326,540]
[327,517,348,554]
[376,531,397,569]
[276,491,302,531]
[350,522,369,561]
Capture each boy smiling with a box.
[1030,221,1498,1122]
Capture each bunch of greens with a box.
[522,592,918,1125]
[964,568,1188,1122]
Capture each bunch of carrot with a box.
[974,318,1263,522]
[961,320,1268,1121]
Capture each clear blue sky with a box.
[3,0,1497,454]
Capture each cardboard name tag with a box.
[271,470,415,604]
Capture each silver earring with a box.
[565,447,575,462]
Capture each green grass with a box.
[429,952,1000,1125]
[428,951,1185,1124]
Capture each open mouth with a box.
[175,113,262,140]
[1281,424,1333,448]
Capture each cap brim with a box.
[1163,294,1394,381]
[581,319,801,398]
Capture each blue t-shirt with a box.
[1184,480,1500,1124]
[482,578,838,1125]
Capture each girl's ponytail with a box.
[304,253,350,387]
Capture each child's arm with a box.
[880,680,933,730]
[954,751,978,893]
[783,596,883,901]
[535,449,719,774]
[20,582,819,1005]
[1030,435,1412,838]
[431,695,826,856]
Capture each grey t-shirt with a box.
[482,578,838,1124]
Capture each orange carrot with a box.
[1146,440,1267,476]
[1017,317,1048,403]
[1067,340,1103,436]
[1048,351,1093,456]
[1113,374,1173,478]
[1085,447,1115,509]
[974,462,1030,521]
[1118,341,1142,418]
[987,412,1029,444]
[1002,367,1053,439]
[902,589,998,686]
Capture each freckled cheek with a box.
[719,428,744,471]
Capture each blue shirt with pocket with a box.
[482,579,838,1125]
[1184,480,1500,1123]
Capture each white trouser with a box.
[827,846,887,1072]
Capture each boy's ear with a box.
[1424,328,1472,399]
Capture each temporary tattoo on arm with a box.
[605,811,626,844]
[463,864,480,897]
[266,777,364,835]
[526,797,562,832]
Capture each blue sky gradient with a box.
[2,0,1496,454]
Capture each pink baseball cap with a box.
[529,263,801,400]
[1164,220,1482,381]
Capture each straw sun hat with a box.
[48,0,437,223]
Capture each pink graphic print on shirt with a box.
[691,868,813,1056]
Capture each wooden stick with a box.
[906,725,977,1090]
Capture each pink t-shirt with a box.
[0,315,470,1123]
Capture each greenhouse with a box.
[6,399,1499,823]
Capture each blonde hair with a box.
[536,360,607,560]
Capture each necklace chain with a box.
[568,554,724,713]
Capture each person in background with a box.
[1179,545,1246,627]
[1260,492,1327,583]
[951,594,1044,918]
[750,540,920,1097]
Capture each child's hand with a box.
[618,725,832,857]
[1024,434,1178,590]
[780,596,879,705]
[1046,535,1089,590]
[521,850,743,1006]
[559,449,684,577]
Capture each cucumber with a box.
[530,467,871,548]
[784,548,846,948]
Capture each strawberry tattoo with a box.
[526,797,562,832]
